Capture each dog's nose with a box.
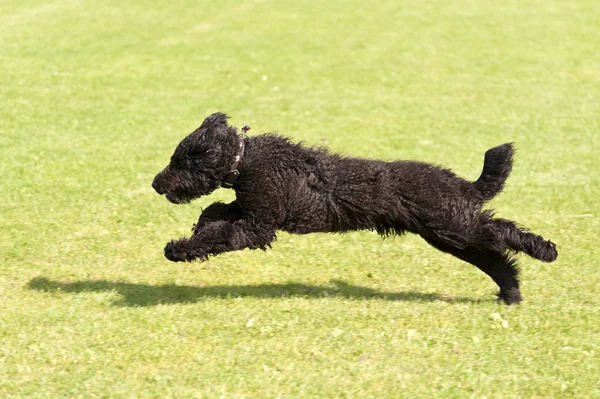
[152,178,165,195]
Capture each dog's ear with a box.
[200,112,229,129]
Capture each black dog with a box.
[152,113,557,304]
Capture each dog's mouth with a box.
[153,173,197,204]
[165,191,194,205]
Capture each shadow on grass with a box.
[27,277,490,307]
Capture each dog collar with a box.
[222,125,250,188]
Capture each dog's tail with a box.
[472,143,515,202]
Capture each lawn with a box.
[1,0,599,397]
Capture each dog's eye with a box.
[188,149,205,158]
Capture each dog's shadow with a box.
[27,277,488,307]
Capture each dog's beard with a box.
[165,191,194,204]
[163,180,220,204]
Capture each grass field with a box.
[1,0,599,397]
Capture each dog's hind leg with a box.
[425,238,522,304]
[459,250,522,305]
[487,218,558,262]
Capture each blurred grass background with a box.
[1,0,599,397]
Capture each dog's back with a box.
[243,135,476,237]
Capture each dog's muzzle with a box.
[152,175,167,195]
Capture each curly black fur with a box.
[152,113,558,305]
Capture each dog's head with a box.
[152,112,240,204]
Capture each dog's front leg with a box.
[164,219,277,262]
[192,201,243,235]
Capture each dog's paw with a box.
[497,287,522,305]
[164,240,209,262]
[539,240,558,262]
[164,241,190,262]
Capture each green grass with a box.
[1,0,599,397]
